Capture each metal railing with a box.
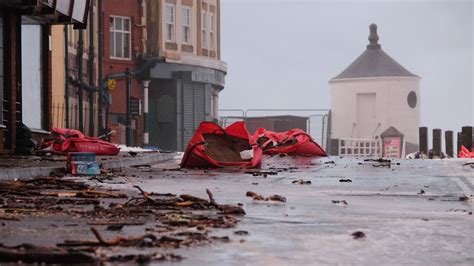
[51,102,98,135]
[219,108,330,148]
[338,138,382,157]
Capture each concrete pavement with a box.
[123,156,473,265]
[0,156,472,265]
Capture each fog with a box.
[220,0,473,132]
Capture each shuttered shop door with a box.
[182,82,207,148]
[183,82,194,147]
[194,83,205,128]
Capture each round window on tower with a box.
[407,91,417,108]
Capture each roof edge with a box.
[329,75,421,84]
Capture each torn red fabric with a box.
[41,128,120,155]
[252,128,327,157]
[459,145,474,158]
[180,122,262,168]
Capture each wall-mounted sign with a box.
[383,137,401,158]
[107,79,117,92]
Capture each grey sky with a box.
[220,0,473,132]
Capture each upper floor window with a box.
[201,11,207,49]
[165,5,175,42]
[109,16,131,59]
[209,13,215,51]
[182,7,191,44]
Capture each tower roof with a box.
[332,24,417,80]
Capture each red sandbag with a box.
[181,122,262,168]
[252,128,327,157]
[459,145,474,158]
[42,128,120,155]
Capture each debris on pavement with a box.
[364,158,392,163]
[246,191,287,202]
[331,200,348,206]
[339,179,352,183]
[0,244,98,264]
[234,230,249,235]
[292,179,311,185]
[458,195,471,201]
[351,231,366,239]
[0,176,245,263]
[245,171,278,177]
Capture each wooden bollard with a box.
[457,132,462,157]
[419,127,428,155]
[432,129,442,158]
[445,131,453,158]
[461,126,473,151]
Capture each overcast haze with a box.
[220,0,473,132]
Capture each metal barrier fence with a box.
[219,109,330,149]
[338,138,382,157]
[51,102,98,135]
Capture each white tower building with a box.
[330,24,421,154]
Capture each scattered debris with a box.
[459,195,470,201]
[292,179,311,185]
[339,179,352,183]
[245,171,278,177]
[331,200,348,206]
[351,231,366,239]
[0,244,98,264]
[0,177,245,263]
[234,230,249,236]
[106,253,183,263]
[446,208,472,215]
[324,161,335,164]
[106,224,124,231]
[246,191,287,202]
[364,158,391,163]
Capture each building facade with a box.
[103,0,146,146]
[0,1,90,154]
[146,0,227,151]
[51,2,99,137]
[329,24,421,155]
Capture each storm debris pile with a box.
[0,177,245,264]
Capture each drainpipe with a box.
[126,68,132,146]
[64,26,69,128]
[97,0,104,135]
[88,2,95,136]
[141,0,147,54]
[142,80,150,145]
[77,29,84,132]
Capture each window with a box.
[182,7,191,44]
[407,91,417,108]
[109,16,131,59]
[209,13,215,51]
[165,5,175,42]
[201,11,207,48]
